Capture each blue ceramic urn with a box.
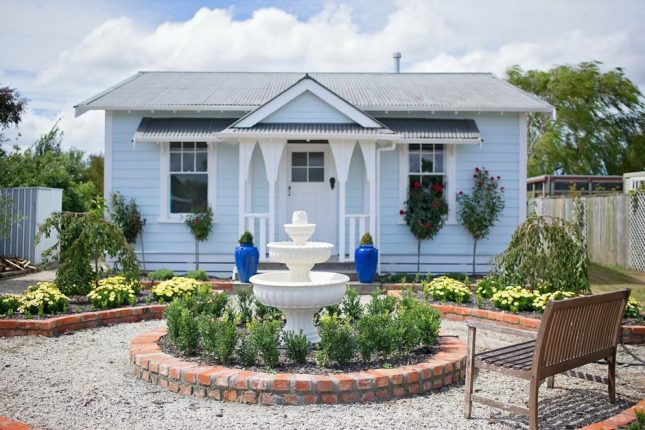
[235,243,259,283]
[355,244,378,283]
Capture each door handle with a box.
[288,185,291,197]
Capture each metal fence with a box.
[530,193,645,272]
[0,187,62,264]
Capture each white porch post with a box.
[238,139,255,237]
[259,140,287,245]
[329,140,356,262]
[359,141,377,240]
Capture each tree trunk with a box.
[195,239,200,270]
[417,239,421,275]
[472,239,478,277]
[139,229,146,273]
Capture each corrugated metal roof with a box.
[222,123,394,136]
[76,72,553,115]
[133,118,234,142]
[378,118,481,141]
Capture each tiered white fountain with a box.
[250,211,349,342]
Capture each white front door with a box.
[287,143,338,251]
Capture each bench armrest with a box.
[466,320,537,339]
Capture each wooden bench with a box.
[464,289,630,430]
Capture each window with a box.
[399,143,455,224]
[169,142,208,213]
[408,144,445,189]
[291,151,324,182]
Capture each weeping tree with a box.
[494,212,589,294]
[402,180,448,274]
[110,191,146,271]
[36,197,140,296]
[185,205,214,270]
[457,167,505,276]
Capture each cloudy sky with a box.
[2,0,644,154]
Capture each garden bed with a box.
[130,327,467,405]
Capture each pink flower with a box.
[458,191,464,195]
[500,186,505,192]
[431,201,438,209]
[413,181,421,190]
[399,209,405,215]
[432,183,443,193]
[425,222,432,230]
[496,176,501,180]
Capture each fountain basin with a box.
[250,271,349,342]
[268,242,333,265]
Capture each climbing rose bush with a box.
[402,180,449,240]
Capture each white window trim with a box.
[158,141,217,223]
[398,143,457,225]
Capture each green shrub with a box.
[356,313,397,361]
[237,334,257,367]
[186,269,209,281]
[366,289,397,316]
[236,288,254,324]
[393,308,423,355]
[177,308,199,355]
[0,294,21,316]
[494,214,589,293]
[359,233,373,245]
[254,299,283,322]
[624,298,642,319]
[164,299,184,343]
[532,290,576,313]
[87,281,137,310]
[317,315,355,366]
[409,302,441,346]
[18,282,69,316]
[189,287,229,318]
[491,286,537,313]
[283,330,310,365]
[423,276,471,304]
[248,319,281,369]
[475,275,503,299]
[445,272,469,282]
[198,315,238,364]
[340,287,363,322]
[151,277,201,303]
[149,268,175,281]
[239,231,254,245]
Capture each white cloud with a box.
[2,0,644,154]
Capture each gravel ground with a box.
[0,319,643,430]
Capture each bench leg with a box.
[529,378,539,430]
[608,353,616,404]
[464,326,476,419]
[546,376,554,389]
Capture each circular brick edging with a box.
[130,328,467,405]
[428,303,645,345]
[0,305,165,337]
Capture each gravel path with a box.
[1,319,643,430]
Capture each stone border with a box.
[130,328,467,405]
[580,399,645,430]
[0,416,34,429]
[425,302,645,345]
[0,305,165,337]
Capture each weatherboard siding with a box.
[110,111,239,273]
[261,91,354,124]
[378,113,520,274]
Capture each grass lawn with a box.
[589,262,645,304]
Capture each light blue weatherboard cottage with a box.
[75,72,553,276]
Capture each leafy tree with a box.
[185,205,214,270]
[457,167,505,275]
[87,154,104,197]
[0,120,96,211]
[0,86,27,130]
[506,62,645,175]
[401,180,448,274]
[36,197,140,296]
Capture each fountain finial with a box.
[292,211,308,225]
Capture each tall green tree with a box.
[0,120,96,211]
[506,62,645,176]
[0,86,26,130]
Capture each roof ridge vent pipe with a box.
[393,52,401,73]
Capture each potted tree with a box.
[354,233,378,283]
[235,231,259,283]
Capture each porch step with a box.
[258,261,357,281]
